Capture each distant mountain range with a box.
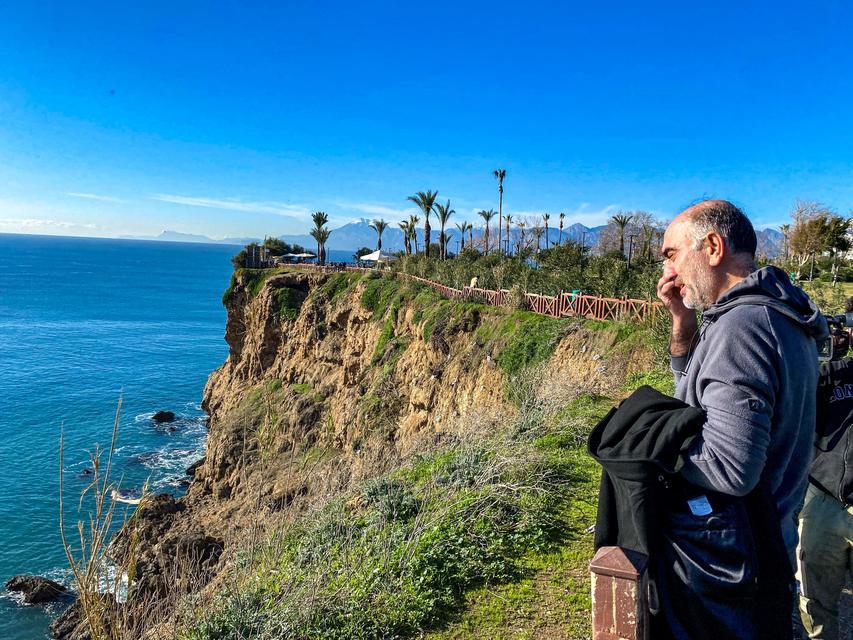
[121,222,785,258]
[120,230,261,245]
[281,219,612,253]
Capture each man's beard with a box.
[681,267,715,311]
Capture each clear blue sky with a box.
[1,1,851,239]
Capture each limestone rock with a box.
[5,574,65,604]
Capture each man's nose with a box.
[662,263,677,279]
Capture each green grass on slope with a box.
[177,384,613,640]
[422,446,599,640]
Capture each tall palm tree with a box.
[309,227,331,265]
[558,212,565,246]
[311,211,329,261]
[455,222,468,251]
[494,169,506,255]
[468,221,474,248]
[478,209,496,254]
[610,213,634,255]
[408,214,420,254]
[398,221,411,255]
[407,190,438,256]
[504,214,513,254]
[543,213,551,249]
[532,225,544,252]
[370,218,388,251]
[434,200,455,260]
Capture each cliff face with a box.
[108,269,652,627]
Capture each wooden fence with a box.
[279,263,661,323]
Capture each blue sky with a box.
[1,1,851,239]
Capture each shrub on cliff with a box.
[394,246,661,299]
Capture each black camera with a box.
[817,313,853,362]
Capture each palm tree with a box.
[517,220,527,254]
[434,200,455,260]
[309,227,331,265]
[558,212,565,246]
[408,214,420,253]
[398,221,411,255]
[311,211,329,261]
[610,213,634,255]
[468,221,474,248]
[370,218,388,251]
[455,222,468,251]
[532,225,544,253]
[407,190,438,256]
[478,209,496,254]
[494,169,506,254]
[504,214,513,254]
[543,213,551,249]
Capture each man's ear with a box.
[705,231,725,266]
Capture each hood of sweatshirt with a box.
[703,265,828,340]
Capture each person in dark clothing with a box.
[652,200,826,638]
[797,304,853,640]
[590,385,793,640]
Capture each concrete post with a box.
[589,546,649,640]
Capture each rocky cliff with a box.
[75,269,656,638]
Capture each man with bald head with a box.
[654,200,827,638]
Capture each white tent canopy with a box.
[359,250,397,262]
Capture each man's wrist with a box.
[670,315,698,356]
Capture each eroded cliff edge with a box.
[97,269,656,636]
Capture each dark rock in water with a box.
[126,451,161,465]
[152,410,176,423]
[80,468,93,477]
[5,574,66,603]
[186,458,205,477]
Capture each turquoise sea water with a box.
[0,234,240,639]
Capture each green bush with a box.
[495,313,570,375]
[317,272,361,301]
[273,287,306,320]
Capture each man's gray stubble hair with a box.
[688,200,757,272]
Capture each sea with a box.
[0,234,354,639]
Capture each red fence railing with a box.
[276,263,661,322]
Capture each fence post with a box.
[589,546,649,640]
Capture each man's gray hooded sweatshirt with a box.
[671,266,828,561]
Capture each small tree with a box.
[370,218,388,250]
[478,209,496,254]
[407,191,438,255]
[310,227,331,264]
[398,221,411,255]
[610,213,634,255]
[408,215,420,254]
[434,200,455,260]
[455,222,468,252]
[558,212,565,246]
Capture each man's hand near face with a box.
[657,272,698,357]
